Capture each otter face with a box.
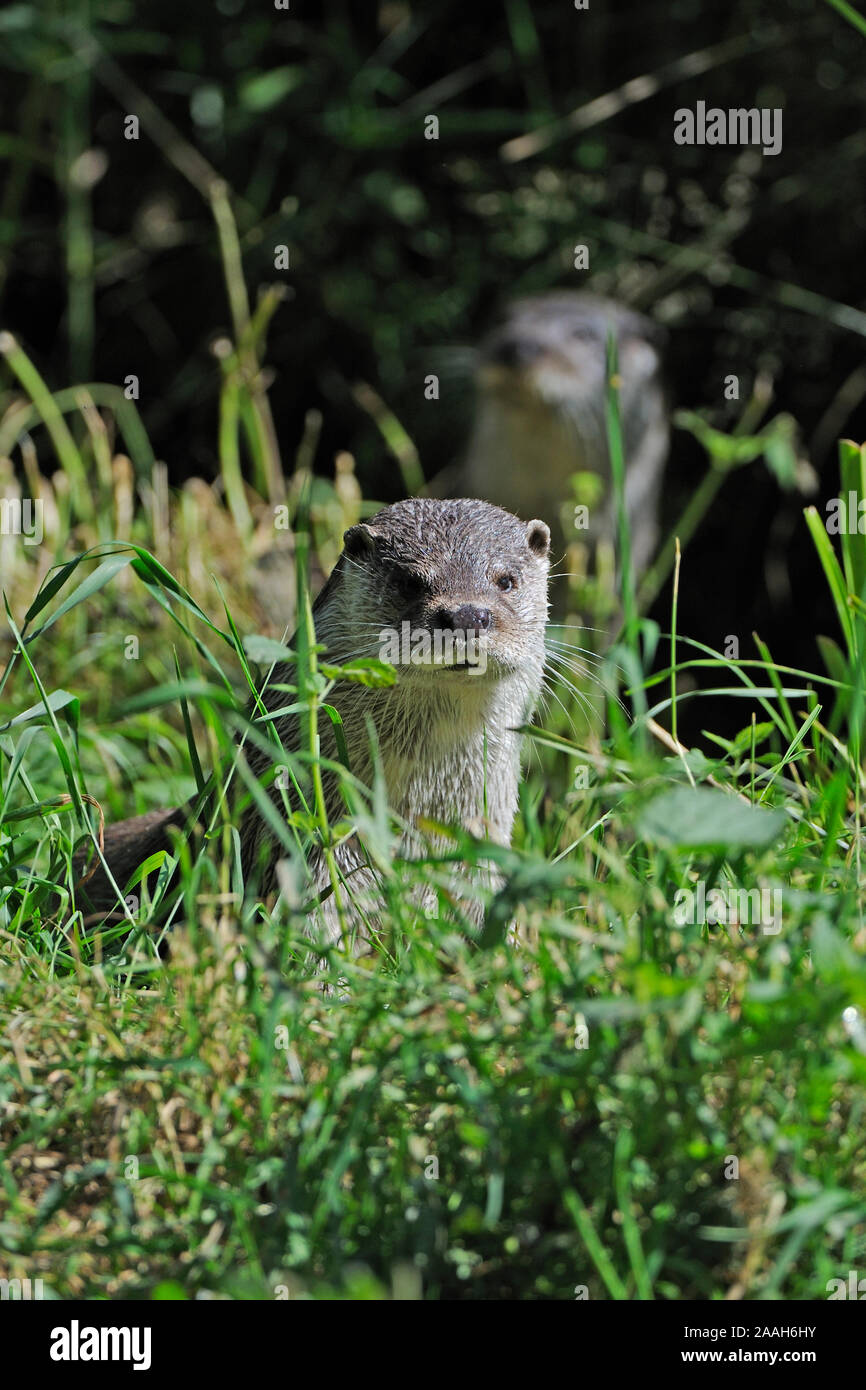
[477,291,662,419]
[334,499,550,683]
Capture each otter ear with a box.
[342,523,378,559]
[526,520,551,558]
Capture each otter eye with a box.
[496,574,516,592]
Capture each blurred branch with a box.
[0,81,46,296]
[0,381,155,476]
[500,32,785,162]
[65,27,286,502]
[350,381,424,497]
[68,27,221,201]
[589,215,866,340]
[61,0,95,383]
[0,333,92,520]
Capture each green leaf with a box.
[763,425,797,489]
[173,648,206,797]
[0,688,79,733]
[804,505,854,658]
[0,793,78,828]
[25,552,94,624]
[115,680,233,717]
[838,439,866,602]
[673,411,764,468]
[243,634,295,666]
[319,658,397,688]
[239,66,306,112]
[26,553,132,639]
[321,703,351,770]
[635,786,787,850]
[815,634,850,686]
[458,1121,489,1149]
[151,1281,189,1300]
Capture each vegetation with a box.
[1,0,865,1302]
[1,334,865,1296]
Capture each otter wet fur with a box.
[76,498,551,952]
[460,291,668,580]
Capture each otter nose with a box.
[434,604,492,635]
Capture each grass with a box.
[1,141,865,1293]
[1,367,865,1299]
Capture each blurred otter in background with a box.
[458,292,669,587]
[250,293,668,633]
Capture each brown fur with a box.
[73,499,551,947]
[460,292,668,580]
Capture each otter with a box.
[250,295,665,634]
[459,292,668,582]
[75,498,551,949]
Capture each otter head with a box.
[477,291,663,425]
[332,498,550,684]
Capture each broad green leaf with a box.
[243,634,296,665]
[635,785,787,850]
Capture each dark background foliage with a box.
[2,0,865,701]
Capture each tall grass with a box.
[1,114,864,1299]
[1,348,865,1295]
